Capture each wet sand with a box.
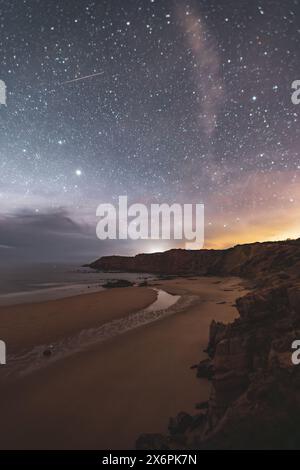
[0,276,248,449]
[0,287,157,353]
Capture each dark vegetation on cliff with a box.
[90,239,300,449]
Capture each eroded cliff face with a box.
[89,239,300,282]
[135,279,300,450]
[136,241,300,449]
[90,239,300,449]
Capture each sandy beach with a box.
[0,287,157,353]
[0,276,248,449]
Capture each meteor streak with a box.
[62,71,104,84]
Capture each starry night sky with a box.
[0,0,299,263]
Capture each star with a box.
[0,0,298,257]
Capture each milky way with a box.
[0,0,299,262]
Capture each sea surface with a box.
[0,263,158,306]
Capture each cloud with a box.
[0,208,176,265]
[0,209,101,264]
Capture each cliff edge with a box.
[89,239,300,449]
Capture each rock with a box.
[278,271,290,280]
[88,239,300,280]
[168,412,194,435]
[197,359,214,379]
[43,349,52,357]
[205,320,227,356]
[102,279,133,288]
[213,336,252,374]
[136,434,170,450]
[121,237,300,448]
[288,285,300,314]
[212,371,249,407]
[195,401,209,410]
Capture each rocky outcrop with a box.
[102,279,133,288]
[88,238,300,448]
[134,240,300,449]
[141,283,300,449]
[89,239,300,284]
[136,280,300,449]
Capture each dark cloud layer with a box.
[0,209,176,265]
[0,210,98,264]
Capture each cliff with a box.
[89,238,300,449]
[89,238,300,284]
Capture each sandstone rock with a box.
[196,359,214,379]
[213,336,252,374]
[119,238,300,449]
[206,320,227,356]
[102,279,133,288]
[43,349,52,357]
[288,285,300,314]
[168,412,194,435]
[195,401,209,410]
[136,433,170,450]
[89,239,300,280]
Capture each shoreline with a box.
[0,266,159,307]
[0,287,157,355]
[0,283,106,307]
[3,288,185,381]
[0,276,248,449]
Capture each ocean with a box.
[0,263,157,306]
